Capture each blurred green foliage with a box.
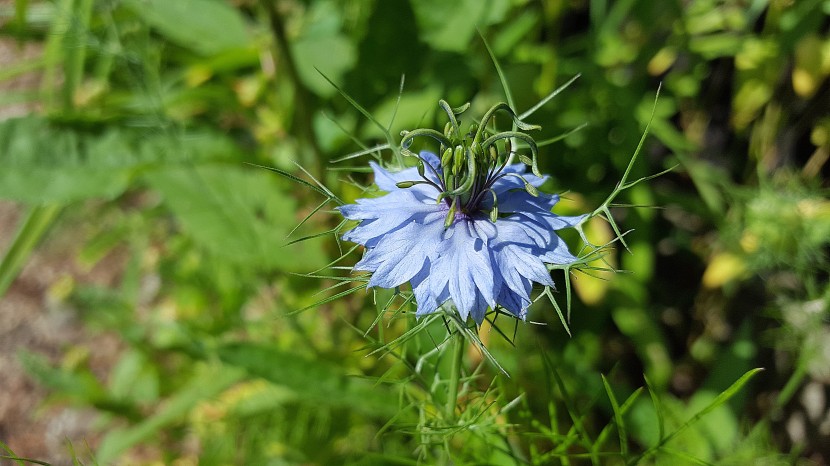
[0,0,828,464]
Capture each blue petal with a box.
[362,215,446,288]
[410,265,438,316]
[495,244,554,288]
[343,207,444,248]
[498,190,560,213]
[428,219,497,320]
[369,151,443,198]
[505,213,580,264]
[520,211,585,231]
[370,162,417,192]
[492,216,547,249]
[339,190,439,221]
[468,291,490,324]
[418,151,442,179]
[493,164,549,189]
[497,286,532,319]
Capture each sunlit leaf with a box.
[146,165,327,271]
[122,0,251,56]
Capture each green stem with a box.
[260,0,323,176]
[445,332,465,420]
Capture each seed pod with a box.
[452,145,464,175]
[489,145,498,163]
[523,179,539,197]
[444,197,458,229]
[441,147,453,167]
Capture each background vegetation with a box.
[0,0,828,464]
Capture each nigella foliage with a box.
[339,102,585,324]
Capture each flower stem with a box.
[260,0,323,177]
[445,331,465,420]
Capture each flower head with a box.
[339,102,583,324]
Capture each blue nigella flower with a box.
[338,102,583,324]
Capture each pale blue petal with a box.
[370,162,419,192]
[497,286,532,318]
[369,151,443,200]
[495,244,554,289]
[519,211,585,231]
[493,164,549,189]
[468,291,490,323]
[365,217,446,288]
[410,265,440,317]
[498,190,559,213]
[428,220,497,321]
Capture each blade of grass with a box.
[285,198,333,239]
[96,365,245,464]
[633,368,764,465]
[0,205,61,299]
[644,374,666,441]
[601,375,629,459]
[245,163,338,202]
[290,282,369,315]
[534,123,589,148]
[543,358,598,464]
[331,143,391,164]
[478,28,515,111]
[1,439,42,466]
[660,447,716,466]
[387,74,406,132]
[544,287,571,336]
[518,74,581,120]
[0,57,45,82]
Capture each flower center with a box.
[396,100,543,228]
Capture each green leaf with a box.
[19,351,107,403]
[109,350,160,404]
[611,304,672,388]
[366,87,442,140]
[96,364,245,463]
[216,342,398,417]
[0,117,132,203]
[293,35,356,98]
[122,0,251,56]
[410,0,510,52]
[146,165,327,271]
[287,0,356,97]
[0,117,238,204]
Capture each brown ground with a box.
[0,205,130,466]
[0,202,100,465]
